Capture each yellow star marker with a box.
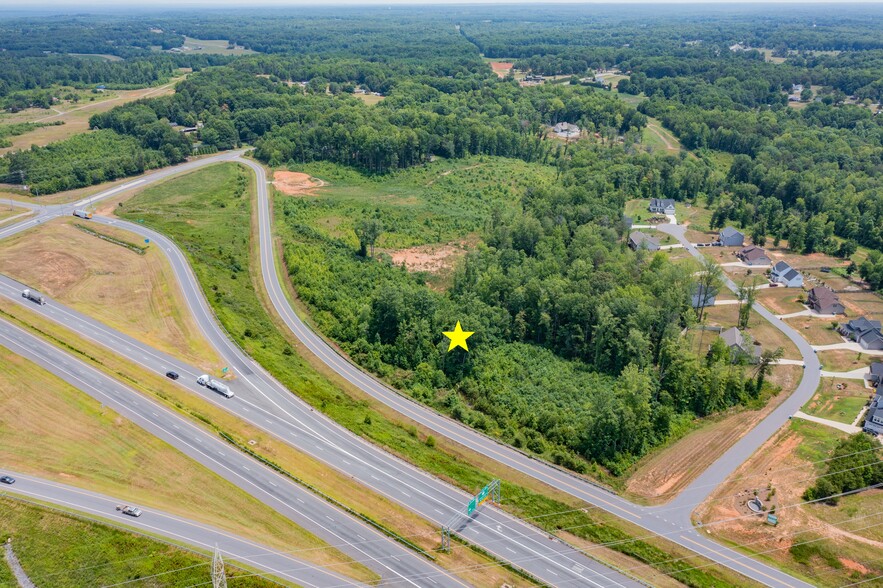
[443,321,474,352]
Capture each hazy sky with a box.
[9,0,883,6]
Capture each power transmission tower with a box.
[211,545,228,588]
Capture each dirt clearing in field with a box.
[489,62,514,78]
[389,241,470,274]
[273,171,325,196]
[0,218,222,371]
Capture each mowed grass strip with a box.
[0,341,377,584]
[0,498,281,588]
[118,161,759,588]
[0,218,224,372]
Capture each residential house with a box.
[718,226,745,247]
[770,261,804,288]
[648,198,675,215]
[628,231,660,252]
[552,122,580,138]
[719,327,762,363]
[869,363,883,386]
[863,392,883,436]
[807,286,845,315]
[840,317,882,341]
[691,283,716,309]
[736,245,771,266]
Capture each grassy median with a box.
[0,498,282,588]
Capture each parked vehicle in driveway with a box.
[197,374,233,398]
[0,475,15,484]
[117,505,142,517]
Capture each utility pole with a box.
[211,545,228,588]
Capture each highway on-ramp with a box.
[0,472,365,588]
[0,315,467,588]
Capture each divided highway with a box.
[0,315,464,588]
[1,472,363,588]
[0,153,819,586]
[0,157,643,586]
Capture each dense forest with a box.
[2,5,883,472]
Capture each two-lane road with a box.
[1,472,363,588]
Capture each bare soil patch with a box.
[626,365,800,503]
[388,240,470,274]
[273,171,325,196]
[489,61,514,78]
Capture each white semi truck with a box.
[197,374,233,398]
[73,209,92,219]
[21,289,46,305]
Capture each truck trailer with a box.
[197,374,233,398]
[73,209,92,219]
[21,289,46,305]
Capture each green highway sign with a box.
[467,498,477,515]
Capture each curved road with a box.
[0,158,642,587]
[1,472,362,588]
[1,153,819,586]
[245,156,817,588]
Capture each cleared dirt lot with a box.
[626,364,801,503]
[694,418,882,587]
[0,218,222,371]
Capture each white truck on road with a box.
[21,289,46,305]
[197,374,233,398]
[73,209,92,219]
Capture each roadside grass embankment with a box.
[0,497,282,588]
[0,217,223,372]
[117,161,761,588]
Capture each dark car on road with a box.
[0,475,15,484]
[165,371,179,380]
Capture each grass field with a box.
[0,78,182,155]
[804,378,870,424]
[116,161,757,588]
[642,119,682,153]
[808,488,883,543]
[0,218,223,371]
[0,203,27,223]
[0,344,374,583]
[756,287,807,315]
[179,37,257,55]
[783,317,843,345]
[0,498,284,588]
[818,349,871,372]
[354,93,386,105]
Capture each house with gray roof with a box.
[691,283,717,309]
[719,327,762,363]
[736,245,771,266]
[718,226,744,247]
[869,362,883,386]
[863,393,883,436]
[552,122,580,138]
[840,317,882,345]
[628,231,660,252]
[770,261,803,288]
[808,286,845,315]
[648,198,675,215]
